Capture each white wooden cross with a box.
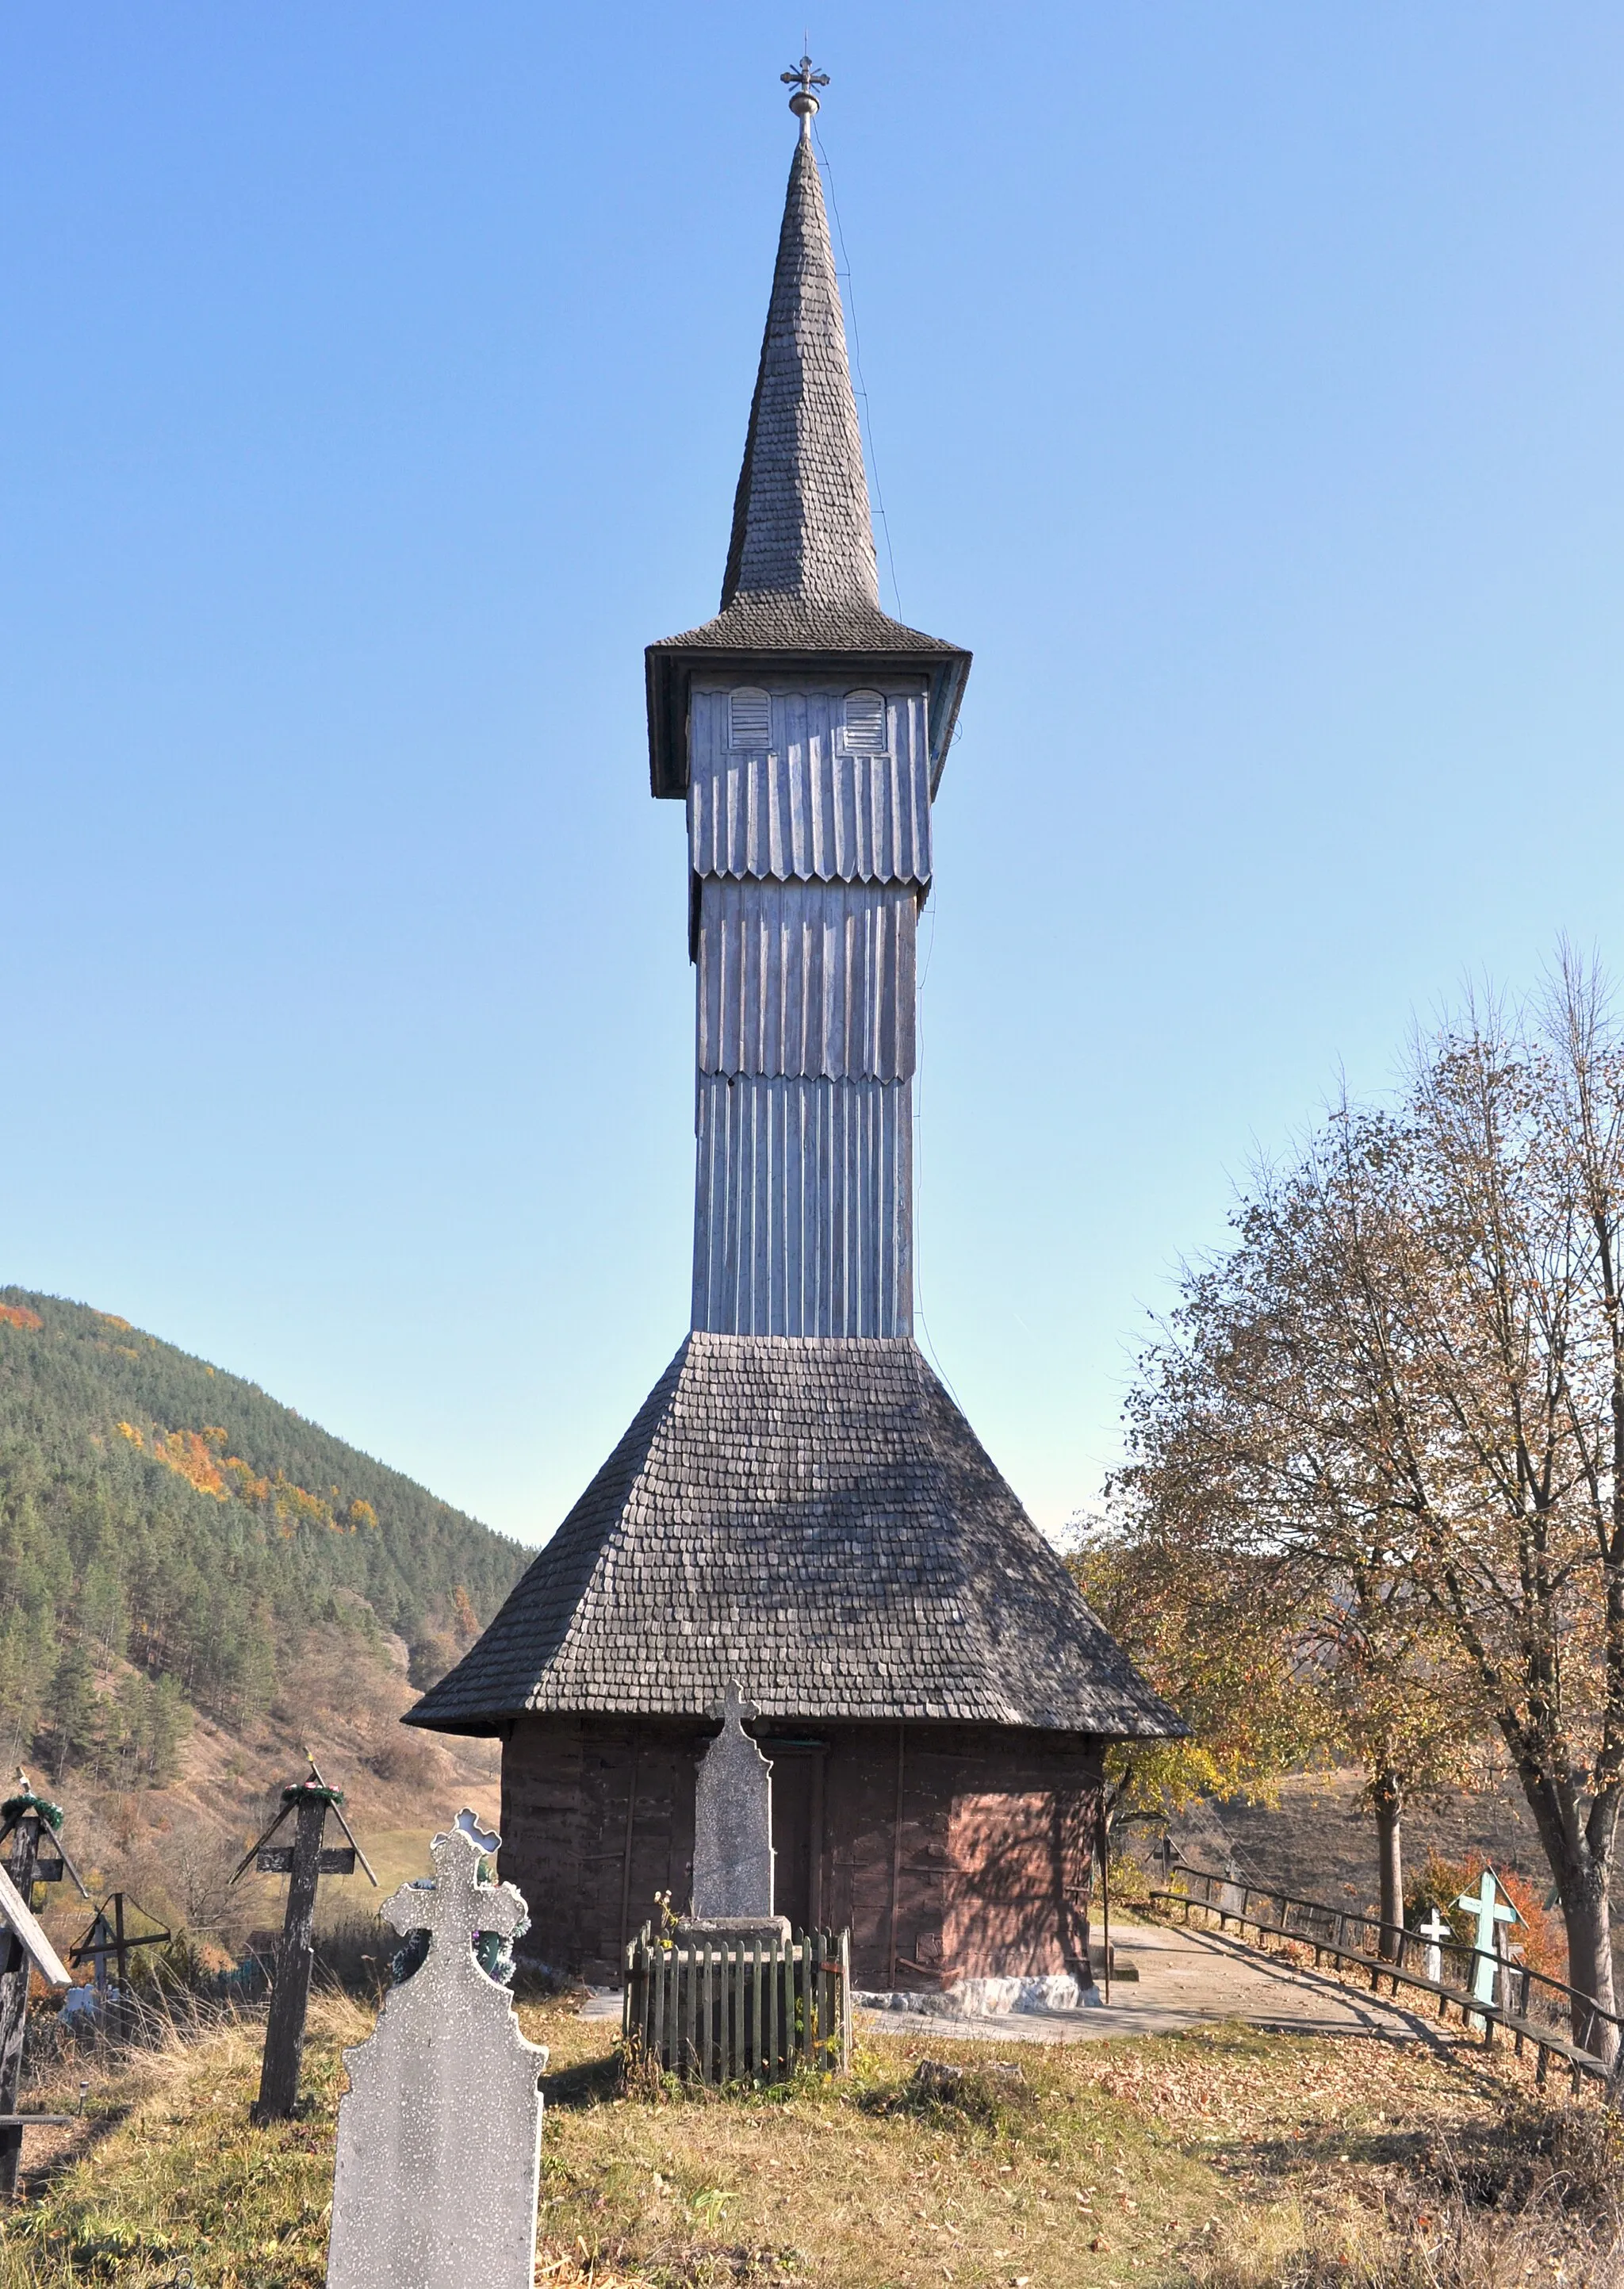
[1457,1869,1519,2023]
[1415,1906,1451,1986]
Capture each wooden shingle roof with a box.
[407,1335,1181,1740]
[645,132,969,797]
[719,131,878,620]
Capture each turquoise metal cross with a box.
[1457,1869,1519,2015]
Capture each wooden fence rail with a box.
[622,1927,852,2086]
[1147,1869,1622,2100]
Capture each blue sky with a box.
[3,4,1621,1544]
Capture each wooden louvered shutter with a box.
[729,687,772,750]
[841,690,887,755]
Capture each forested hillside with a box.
[0,1288,527,1785]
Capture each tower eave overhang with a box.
[645,609,971,801]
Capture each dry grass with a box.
[0,1993,1618,2287]
[0,2000,364,2287]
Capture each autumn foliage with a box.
[0,1285,527,1778]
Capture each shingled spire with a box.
[720,125,879,614]
[645,67,971,800]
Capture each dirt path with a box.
[856,1915,1442,2047]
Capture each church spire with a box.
[644,63,971,803]
[720,64,879,614]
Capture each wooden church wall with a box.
[500,1716,1104,1987]
[686,675,933,1344]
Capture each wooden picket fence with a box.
[622,1927,852,2085]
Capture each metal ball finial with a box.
[781,54,829,136]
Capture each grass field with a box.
[0,1992,1618,2287]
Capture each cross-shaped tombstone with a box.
[1457,1869,1519,2026]
[325,1816,546,2289]
[681,1683,787,1942]
[1415,1906,1452,1987]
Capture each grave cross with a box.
[1415,1906,1452,1986]
[1457,1869,1519,2020]
[233,1754,377,2122]
[67,1895,172,2021]
[686,1683,782,1934]
[0,1773,84,2198]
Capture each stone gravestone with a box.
[683,1685,788,1939]
[326,1816,546,2289]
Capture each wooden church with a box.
[409,64,1180,1988]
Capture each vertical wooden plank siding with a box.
[688,677,927,1344]
[697,882,917,1082]
[800,1927,814,2066]
[625,1933,852,2085]
[753,1942,764,2078]
[814,1931,825,2063]
[691,1074,913,1336]
[730,1946,744,2081]
[688,686,933,889]
[768,1933,780,2076]
[686,1938,699,2078]
[703,1943,716,2084]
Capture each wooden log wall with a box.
[500,1716,1104,1987]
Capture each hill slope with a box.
[0,1286,527,1782]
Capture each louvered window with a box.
[729,687,772,750]
[840,689,887,755]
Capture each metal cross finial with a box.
[781,54,829,136]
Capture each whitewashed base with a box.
[855,1975,1103,2017]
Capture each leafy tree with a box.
[1067,1527,1315,1834]
[1114,953,1624,2053]
[1300,1566,1480,1957]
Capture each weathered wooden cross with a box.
[1456,1869,1519,2024]
[0,1775,81,2198]
[1415,1905,1452,1986]
[232,1754,376,2121]
[66,1894,172,2027]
